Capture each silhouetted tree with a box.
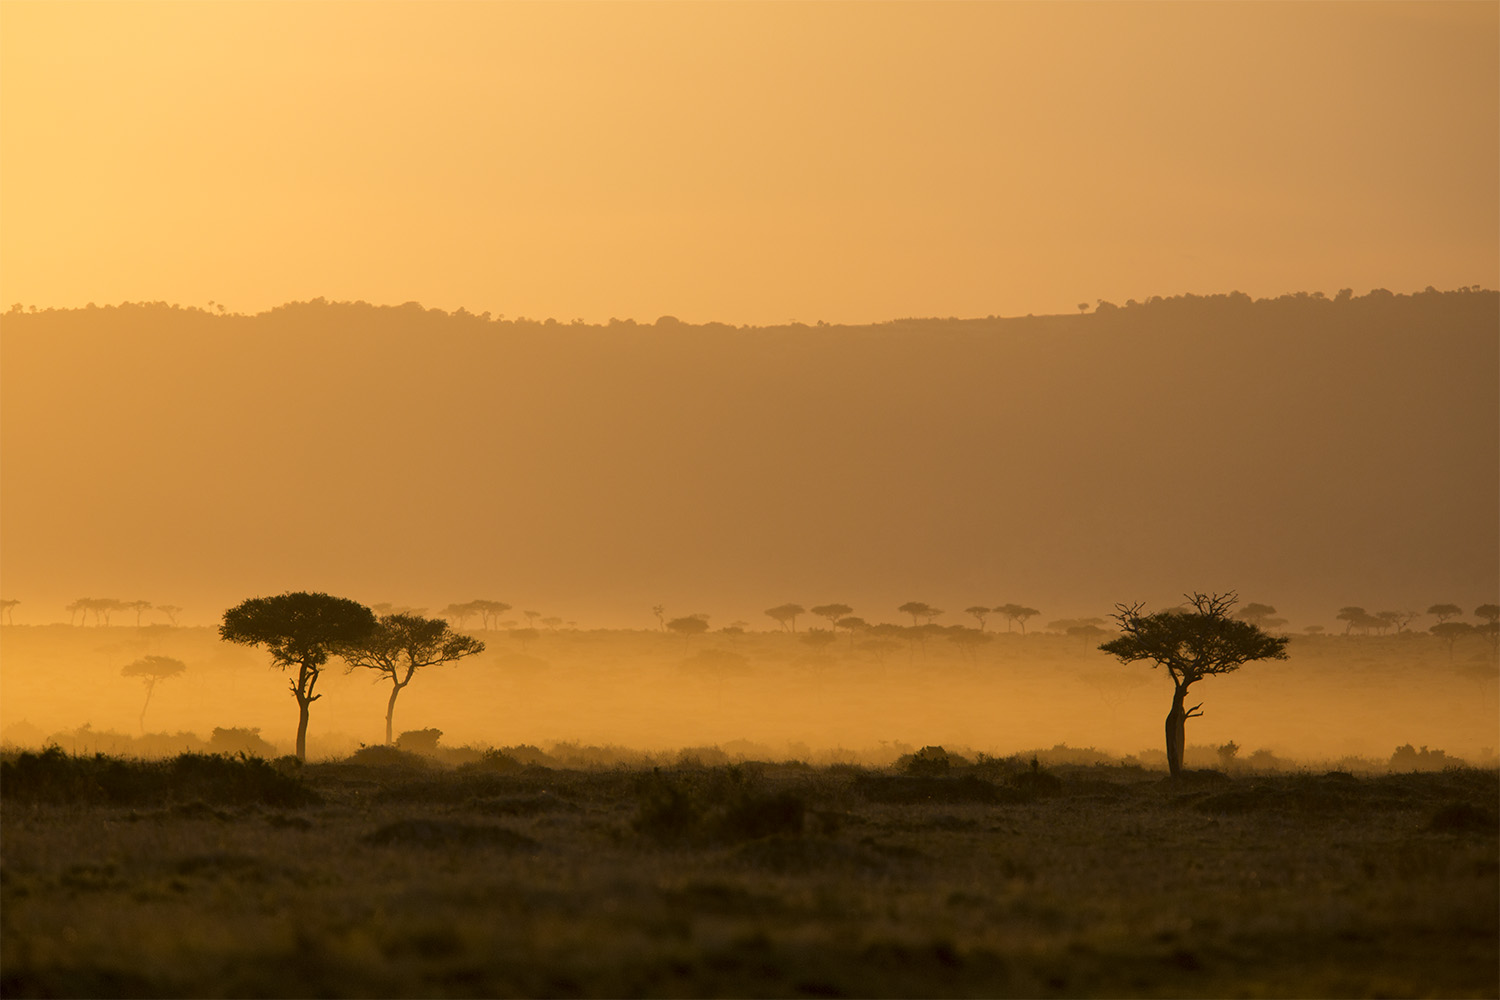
[652,604,666,630]
[0,599,16,625]
[948,627,993,661]
[121,655,187,732]
[997,603,1040,633]
[123,600,153,627]
[1235,602,1277,628]
[510,627,539,651]
[1336,606,1374,634]
[523,610,541,629]
[474,600,512,629]
[965,606,991,631]
[800,628,837,652]
[219,592,377,760]
[1427,603,1462,624]
[338,613,485,745]
[898,601,941,625]
[810,604,854,631]
[764,603,805,632]
[1430,621,1474,660]
[155,604,182,626]
[667,615,710,638]
[1100,592,1289,778]
[1477,604,1500,651]
[440,602,478,628]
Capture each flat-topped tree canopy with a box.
[220,592,377,670]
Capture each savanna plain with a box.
[2,621,1497,999]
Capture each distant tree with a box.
[965,606,992,631]
[1336,606,1369,635]
[440,602,478,628]
[667,615,710,638]
[948,627,993,661]
[764,603,805,632]
[474,600,512,629]
[1216,740,1240,770]
[1427,603,1462,624]
[1235,603,1278,628]
[338,613,485,745]
[155,604,182,626]
[1099,593,1289,778]
[510,627,539,652]
[1077,302,1090,314]
[541,616,563,632]
[1048,616,1106,634]
[898,601,942,625]
[810,604,854,631]
[858,638,902,663]
[1373,611,1403,635]
[0,599,16,625]
[523,610,541,628]
[1477,604,1500,651]
[1303,625,1325,635]
[800,628,837,652]
[1429,621,1474,660]
[95,598,125,625]
[66,598,87,626]
[123,600,153,627]
[652,604,667,630]
[121,655,187,732]
[836,616,869,650]
[219,592,377,760]
[997,603,1040,633]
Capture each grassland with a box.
[2,748,1496,998]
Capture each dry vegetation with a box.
[2,747,1496,998]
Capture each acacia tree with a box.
[898,601,942,625]
[764,603,805,632]
[965,606,991,631]
[0,599,16,625]
[997,603,1040,633]
[1427,603,1462,624]
[219,592,377,760]
[810,604,854,631]
[121,655,187,732]
[667,615,710,639]
[156,604,182,626]
[123,600,153,627]
[1099,592,1289,778]
[338,613,485,745]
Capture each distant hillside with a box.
[1,287,1495,628]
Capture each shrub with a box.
[0,748,317,807]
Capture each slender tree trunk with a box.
[1165,683,1189,777]
[139,679,156,734]
[385,681,407,746]
[295,696,310,760]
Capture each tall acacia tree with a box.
[339,613,485,745]
[220,592,377,760]
[121,655,187,732]
[1099,592,1288,778]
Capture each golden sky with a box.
[2,1,1496,324]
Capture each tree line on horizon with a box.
[2,595,1496,649]
[4,284,1492,330]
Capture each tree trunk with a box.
[385,681,406,746]
[1165,683,1189,778]
[139,679,156,734]
[296,696,310,761]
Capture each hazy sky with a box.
[2,1,1496,325]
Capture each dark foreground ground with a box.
[2,749,1496,999]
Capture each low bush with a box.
[0,747,317,808]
